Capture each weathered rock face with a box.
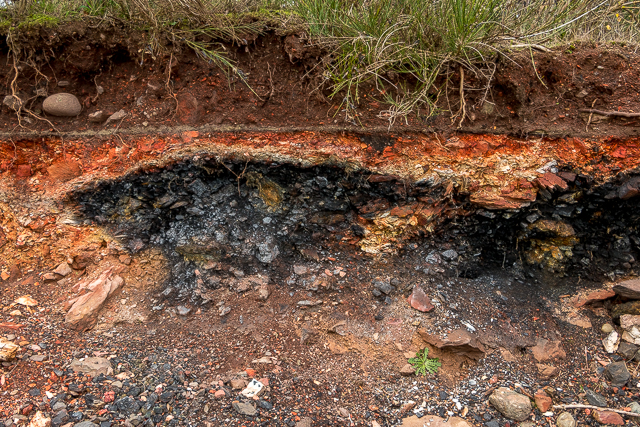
[42,93,82,116]
[613,279,640,299]
[65,269,124,331]
[489,387,532,421]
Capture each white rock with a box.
[603,330,620,353]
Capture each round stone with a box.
[43,93,82,117]
[602,323,614,333]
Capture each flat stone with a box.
[230,379,246,389]
[575,289,616,307]
[604,361,630,386]
[232,401,256,416]
[418,329,485,360]
[65,269,124,331]
[593,410,624,425]
[104,109,126,125]
[531,338,566,362]
[407,285,434,312]
[556,412,576,427]
[585,389,607,407]
[536,363,559,379]
[613,279,640,299]
[73,423,99,427]
[0,337,20,361]
[69,357,113,377]
[53,263,72,277]
[489,387,532,421]
[43,93,81,117]
[401,415,443,427]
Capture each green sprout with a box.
[408,348,441,376]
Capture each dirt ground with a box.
[1,26,640,427]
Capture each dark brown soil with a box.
[0,24,639,137]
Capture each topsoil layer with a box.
[0,24,639,137]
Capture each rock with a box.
[613,279,640,299]
[630,401,640,414]
[619,315,640,344]
[65,269,124,331]
[241,379,264,398]
[28,412,50,427]
[214,390,225,399]
[531,338,566,362]
[256,284,270,301]
[593,410,624,425]
[0,337,20,361]
[575,289,616,307]
[604,361,630,386]
[536,363,559,379]
[47,160,82,182]
[534,390,552,412]
[401,415,443,427]
[53,263,72,277]
[400,364,415,376]
[296,418,312,427]
[602,323,614,334]
[488,387,532,421]
[585,389,607,407]
[115,396,140,415]
[293,265,308,275]
[73,423,98,427]
[88,110,108,123]
[256,236,279,264]
[617,342,638,360]
[69,357,113,377]
[43,93,81,117]
[3,94,23,111]
[612,300,640,320]
[407,286,435,312]
[441,249,458,260]
[176,306,191,316]
[176,92,199,124]
[230,379,246,389]
[603,330,620,353]
[232,401,256,416]
[373,277,395,295]
[556,412,576,427]
[418,329,485,359]
[104,109,126,125]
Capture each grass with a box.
[0,0,638,126]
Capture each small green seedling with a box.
[408,348,441,376]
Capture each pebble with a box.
[585,389,608,407]
[604,361,630,386]
[42,93,82,116]
[489,387,532,421]
[556,412,576,427]
[232,401,257,416]
[601,323,614,333]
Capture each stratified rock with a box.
[593,410,624,425]
[604,361,630,386]
[585,389,607,407]
[489,387,532,421]
[418,329,485,359]
[556,412,576,427]
[43,93,81,116]
[407,285,434,312]
[531,338,566,362]
[69,357,113,377]
[613,279,640,299]
[65,269,123,331]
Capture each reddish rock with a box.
[534,389,552,412]
[613,279,640,299]
[47,160,82,182]
[535,172,568,191]
[558,171,577,182]
[470,191,533,210]
[65,269,124,331]
[245,368,256,377]
[531,338,566,362]
[214,389,226,399]
[536,363,559,379]
[418,329,485,359]
[593,410,624,425]
[389,205,415,218]
[15,164,31,177]
[103,391,115,403]
[176,92,199,125]
[407,286,435,312]
[258,377,269,386]
[575,289,616,307]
